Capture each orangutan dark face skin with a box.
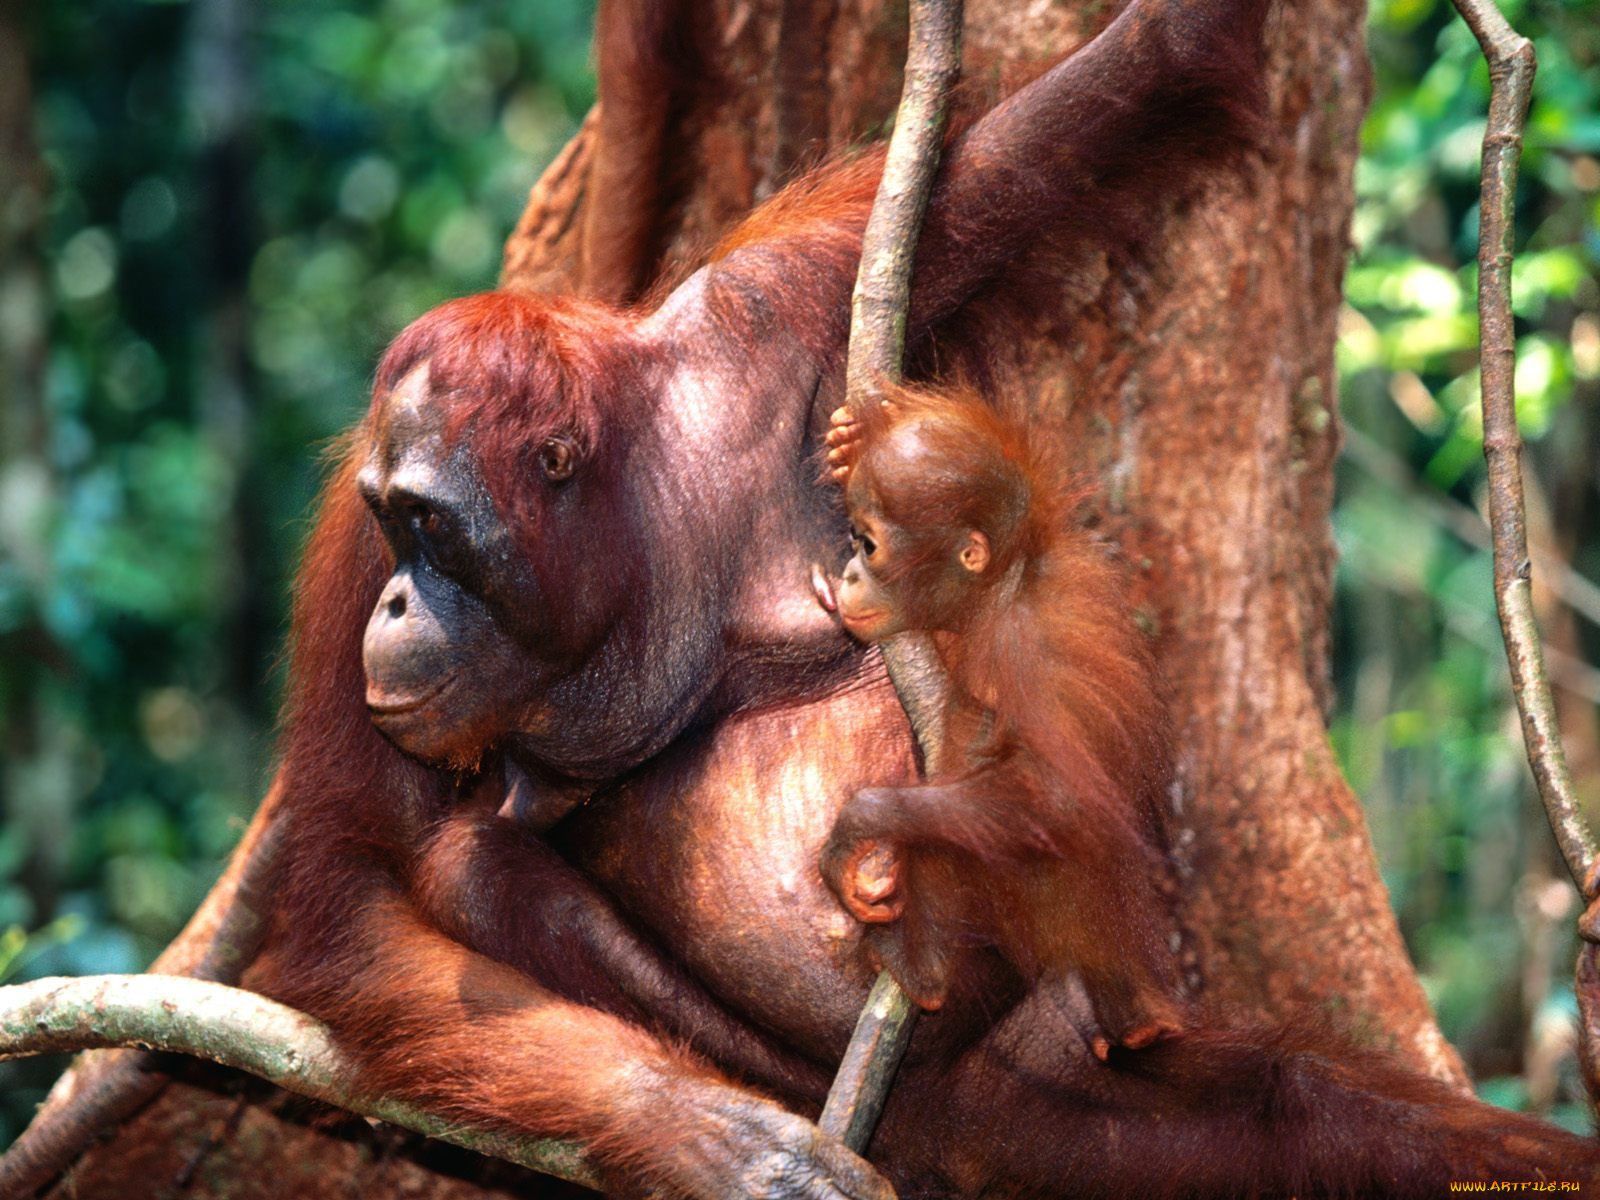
[358,366,539,769]
[351,305,857,795]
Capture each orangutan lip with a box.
[840,609,886,629]
[366,675,453,717]
[838,611,888,641]
[810,563,838,612]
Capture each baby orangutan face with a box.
[836,498,906,643]
[823,451,993,645]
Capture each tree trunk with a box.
[1119,8,1460,1077]
[508,0,1456,1077]
[32,0,1462,1196]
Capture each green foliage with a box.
[0,0,594,1144]
[0,917,86,986]
[1335,0,1600,1117]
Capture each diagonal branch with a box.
[0,975,597,1189]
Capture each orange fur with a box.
[824,384,1184,1046]
[240,0,1600,1191]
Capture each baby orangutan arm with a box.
[820,763,1186,1056]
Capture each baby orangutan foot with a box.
[864,920,950,1013]
[821,830,948,1009]
[1090,1020,1182,1062]
[1079,971,1188,1063]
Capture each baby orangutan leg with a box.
[1052,889,1187,1061]
[822,776,1188,1041]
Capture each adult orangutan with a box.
[223,0,1600,1195]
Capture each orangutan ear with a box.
[959,531,990,574]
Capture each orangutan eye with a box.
[539,438,577,483]
[395,495,441,540]
[394,496,465,578]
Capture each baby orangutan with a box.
[814,383,1185,1058]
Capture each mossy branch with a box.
[843,0,962,407]
[0,975,596,1190]
[1450,0,1600,1117]
[820,0,963,1154]
[1450,0,1597,897]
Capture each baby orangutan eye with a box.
[539,438,577,483]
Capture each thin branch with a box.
[819,0,963,1153]
[1450,0,1599,894]
[843,0,962,406]
[0,975,597,1190]
[1452,0,1600,1114]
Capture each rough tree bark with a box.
[16,0,1463,1196]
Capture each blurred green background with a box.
[0,0,1596,1145]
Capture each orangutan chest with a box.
[564,675,917,1060]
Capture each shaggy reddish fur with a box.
[245,0,1600,1193]
[824,384,1184,1048]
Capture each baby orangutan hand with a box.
[824,836,905,924]
[824,405,865,483]
[825,397,899,484]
